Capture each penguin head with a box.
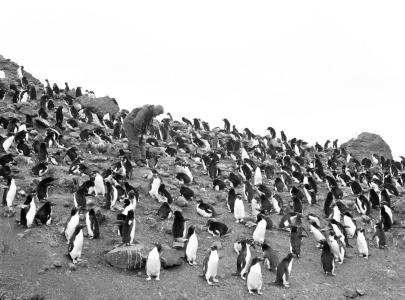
[187,225,196,238]
[262,243,271,251]
[154,243,162,253]
[88,208,96,216]
[285,253,294,261]
[210,245,218,251]
[173,211,184,221]
[126,210,135,220]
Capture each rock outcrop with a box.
[77,95,120,116]
[341,132,393,160]
[0,55,42,89]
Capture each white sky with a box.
[2,1,405,158]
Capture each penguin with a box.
[356,228,369,258]
[372,221,386,248]
[68,225,84,264]
[380,205,393,231]
[185,225,198,265]
[253,214,267,245]
[329,219,351,248]
[73,187,87,211]
[342,212,357,238]
[233,194,245,223]
[212,178,226,191]
[148,171,161,199]
[56,106,63,124]
[65,208,80,241]
[309,221,326,247]
[196,199,215,218]
[36,176,54,202]
[158,184,173,204]
[2,135,14,153]
[368,188,380,209]
[2,177,16,209]
[247,257,264,295]
[93,172,105,196]
[254,166,262,186]
[251,196,261,218]
[274,177,284,192]
[355,194,370,215]
[146,243,162,281]
[179,185,194,201]
[20,195,36,228]
[228,172,242,188]
[303,184,317,205]
[104,181,118,210]
[227,188,236,213]
[290,226,305,258]
[275,253,294,288]
[350,181,363,195]
[35,201,54,225]
[122,210,136,245]
[86,208,100,239]
[37,142,48,163]
[236,239,253,279]
[327,231,344,264]
[172,211,187,239]
[262,243,279,272]
[206,219,229,237]
[320,240,336,276]
[157,202,173,219]
[203,245,219,285]
[271,194,283,215]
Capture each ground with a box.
[1,148,404,300]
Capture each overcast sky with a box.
[2,1,405,158]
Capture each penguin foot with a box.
[206,280,213,285]
[258,289,263,295]
[155,275,160,281]
[213,276,219,283]
[146,276,152,281]
[284,282,290,288]
[248,290,254,294]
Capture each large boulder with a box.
[105,244,145,270]
[77,95,120,116]
[341,132,393,160]
[0,55,42,88]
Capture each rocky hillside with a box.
[341,132,393,161]
[0,56,404,300]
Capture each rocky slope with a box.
[341,132,393,161]
[0,56,404,300]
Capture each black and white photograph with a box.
[0,1,404,299]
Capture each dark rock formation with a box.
[77,95,120,116]
[341,132,393,160]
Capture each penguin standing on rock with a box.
[247,257,264,295]
[86,208,100,239]
[146,243,162,281]
[68,225,84,264]
[122,210,135,245]
[185,225,198,266]
[203,245,220,285]
[275,253,294,288]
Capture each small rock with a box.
[17,233,25,239]
[69,263,77,271]
[211,241,222,250]
[37,269,46,275]
[179,292,188,299]
[343,288,358,298]
[78,260,89,268]
[175,196,188,207]
[356,288,365,296]
[0,240,5,253]
[53,260,63,268]
[385,269,400,281]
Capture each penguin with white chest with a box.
[253,214,267,245]
[275,253,294,288]
[146,243,162,281]
[20,194,36,228]
[86,208,100,239]
[327,231,345,264]
[185,225,198,265]
[196,199,215,218]
[247,257,264,295]
[203,245,220,285]
[68,225,84,264]
[93,172,105,196]
[65,208,80,242]
[236,239,254,279]
[148,170,161,199]
[262,243,279,272]
[309,221,326,248]
[356,228,369,258]
[2,176,16,210]
[122,210,135,245]
[233,194,245,223]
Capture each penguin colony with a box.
[1,64,404,296]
